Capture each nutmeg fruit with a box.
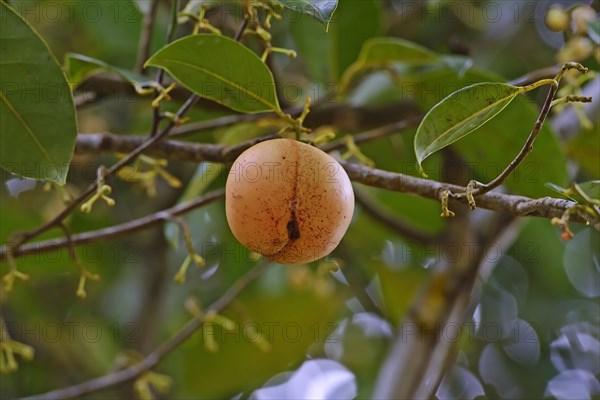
[225,139,354,264]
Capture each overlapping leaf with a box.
[0,3,77,184]
[146,34,281,114]
[64,53,160,94]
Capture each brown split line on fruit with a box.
[286,142,301,243]
[287,209,301,241]
[225,139,355,265]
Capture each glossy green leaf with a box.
[64,53,159,94]
[276,0,338,29]
[145,34,281,113]
[0,3,77,184]
[414,82,522,175]
[408,68,568,197]
[328,0,381,81]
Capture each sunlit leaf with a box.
[64,53,159,94]
[0,3,77,184]
[414,83,522,175]
[276,0,338,29]
[146,34,281,113]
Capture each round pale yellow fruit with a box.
[225,139,354,265]
[545,7,569,32]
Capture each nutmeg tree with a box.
[1,1,598,399]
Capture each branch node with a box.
[2,244,29,293]
[151,83,177,108]
[81,168,115,214]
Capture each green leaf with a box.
[276,0,338,29]
[340,37,439,91]
[64,53,160,94]
[407,68,567,197]
[580,181,600,200]
[0,3,77,184]
[289,12,331,84]
[146,34,281,114]
[545,181,599,208]
[357,37,439,65]
[563,229,600,298]
[414,82,523,175]
[328,0,381,81]
[339,38,473,93]
[587,19,600,45]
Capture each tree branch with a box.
[341,162,593,224]
[0,190,224,261]
[71,132,596,225]
[17,261,269,400]
[6,10,253,255]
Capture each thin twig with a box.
[466,63,588,200]
[18,261,270,400]
[1,190,224,261]
[75,131,279,163]
[150,0,181,137]
[233,11,249,42]
[508,65,561,86]
[468,83,559,197]
[168,104,304,138]
[134,0,160,74]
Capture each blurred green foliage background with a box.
[1,0,598,399]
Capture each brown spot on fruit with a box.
[225,139,354,264]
